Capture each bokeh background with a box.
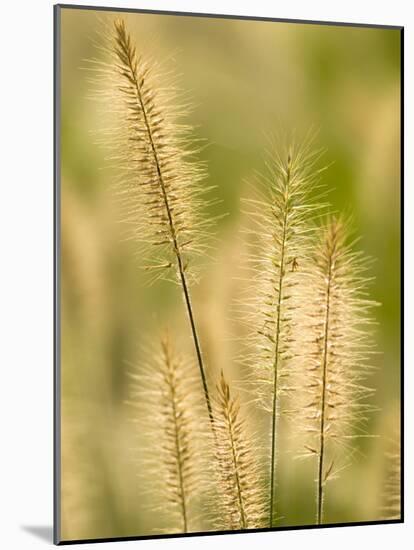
[59,6,401,541]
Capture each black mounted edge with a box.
[53,3,62,546]
[55,3,402,30]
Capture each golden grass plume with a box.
[213,371,266,530]
[239,132,327,526]
[92,18,215,281]
[90,17,218,432]
[292,216,378,524]
[127,332,205,533]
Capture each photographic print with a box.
[54,4,402,544]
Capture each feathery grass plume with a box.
[240,133,326,526]
[127,332,203,533]
[213,371,266,530]
[93,18,217,431]
[293,217,377,524]
[380,434,401,520]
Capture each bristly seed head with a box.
[91,18,216,285]
[291,216,378,521]
[127,332,205,534]
[213,371,267,530]
[238,132,328,412]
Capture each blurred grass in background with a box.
[59,7,401,541]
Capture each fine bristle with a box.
[213,371,266,530]
[292,217,378,524]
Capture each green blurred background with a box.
[59,7,401,541]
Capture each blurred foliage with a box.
[59,7,401,541]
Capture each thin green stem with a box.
[316,245,333,525]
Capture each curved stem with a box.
[123,42,215,435]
